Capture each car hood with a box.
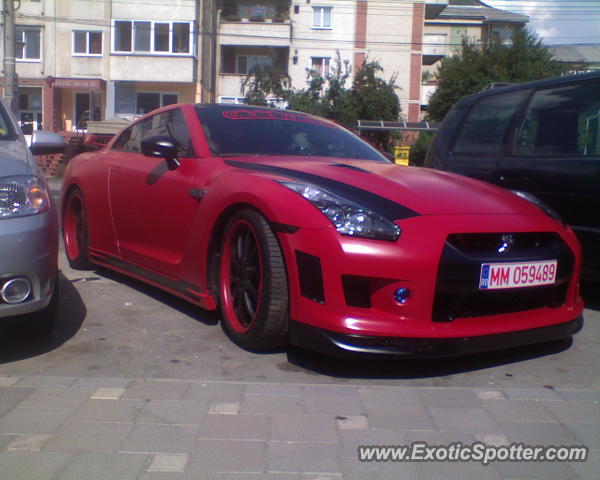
[224,157,541,217]
[0,140,31,177]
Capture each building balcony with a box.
[219,20,291,47]
[221,1,290,23]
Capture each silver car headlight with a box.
[0,176,50,218]
[280,181,401,241]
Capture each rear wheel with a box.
[218,209,288,350]
[63,189,92,269]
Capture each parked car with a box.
[424,71,600,280]
[0,98,66,334]
[62,104,583,356]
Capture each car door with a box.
[497,79,600,274]
[445,90,529,182]
[108,107,200,274]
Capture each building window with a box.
[423,34,447,56]
[73,31,102,56]
[491,25,514,45]
[236,55,272,74]
[113,20,192,55]
[136,92,178,115]
[15,27,41,61]
[311,57,330,77]
[312,6,332,29]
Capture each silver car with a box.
[0,98,65,334]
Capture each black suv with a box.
[424,72,600,280]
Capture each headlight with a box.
[512,190,564,225]
[0,176,50,218]
[280,181,401,241]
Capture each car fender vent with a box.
[295,251,325,304]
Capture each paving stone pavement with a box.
[0,376,598,480]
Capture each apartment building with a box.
[421,0,528,106]
[2,0,199,133]
[1,0,527,132]
[215,0,425,121]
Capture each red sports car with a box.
[61,104,584,357]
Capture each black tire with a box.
[63,188,93,269]
[218,209,289,350]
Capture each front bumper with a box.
[0,210,58,318]
[289,315,584,358]
[277,212,584,355]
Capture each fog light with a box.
[1,278,32,304]
[394,287,411,305]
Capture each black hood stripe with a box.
[225,160,419,221]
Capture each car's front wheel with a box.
[218,209,289,350]
[63,188,92,269]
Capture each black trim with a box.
[295,251,325,304]
[289,316,583,358]
[189,188,206,200]
[89,252,205,303]
[328,163,371,173]
[269,221,299,234]
[224,160,418,222]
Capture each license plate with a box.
[479,260,557,290]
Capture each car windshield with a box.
[196,106,388,162]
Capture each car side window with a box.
[453,91,527,155]
[112,123,143,153]
[128,110,194,157]
[515,81,600,157]
[167,109,194,157]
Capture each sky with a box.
[484,0,600,45]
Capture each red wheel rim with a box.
[220,219,263,334]
[63,193,84,261]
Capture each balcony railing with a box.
[221,2,290,23]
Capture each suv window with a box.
[453,91,527,155]
[515,81,600,157]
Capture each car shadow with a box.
[92,266,220,326]
[285,338,573,380]
[0,271,86,364]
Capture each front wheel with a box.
[63,188,92,269]
[218,209,289,350]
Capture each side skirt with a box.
[88,249,217,310]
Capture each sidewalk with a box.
[0,375,598,479]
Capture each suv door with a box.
[497,79,600,275]
[445,90,529,182]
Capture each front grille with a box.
[433,232,573,322]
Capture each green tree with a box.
[350,60,400,148]
[243,53,400,132]
[427,28,565,121]
[242,62,291,107]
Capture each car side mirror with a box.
[30,131,67,155]
[141,136,180,170]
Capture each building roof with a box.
[549,45,600,65]
[435,0,528,23]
